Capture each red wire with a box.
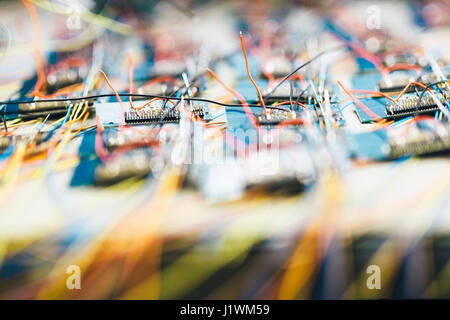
[278,118,304,128]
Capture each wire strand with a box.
[240,32,267,116]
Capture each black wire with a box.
[1,104,7,132]
[156,80,185,112]
[294,82,311,111]
[0,93,290,114]
[140,49,240,115]
[265,45,346,97]
[413,80,449,118]
[154,86,190,126]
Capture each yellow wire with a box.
[30,0,131,35]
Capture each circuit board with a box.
[0,0,449,300]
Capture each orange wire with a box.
[240,32,267,116]
[395,81,430,102]
[207,68,259,128]
[136,97,177,111]
[128,52,137,110]
[386,63,423,75]
[337,81,382,122]
[70,102,89,123]
[371,119,393,131]
[34,106,88,158]
[69,111,90,141]
[22,0,46,96]
[352,82,444,122]
[271,101,308,109]
[100,71,125,126]
[244,36,277,88]
[350,89,397,104]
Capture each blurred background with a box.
[0,0,449,299]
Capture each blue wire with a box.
[433,85,450,110]
[392,116,413,127]
[340,101,355,111]
[75,127,96,138]
[213,112,225,119]
[48,104,73,134]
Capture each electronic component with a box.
[385,92,450,120]
[124,101,212,125]
[103,130,160,150]
[347,124,450,161]
[262,83,315,105]
[198,146,314,202]
[125,109,179,124]
[256,110,297,126]
[2,0,450,301]
[9,98,95,119]
[94,150,152,185]
[378,74,415,92]
[0,135,12,153]
[378,72,449,93]
[46,67,84,93]
[389,130,450,158]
